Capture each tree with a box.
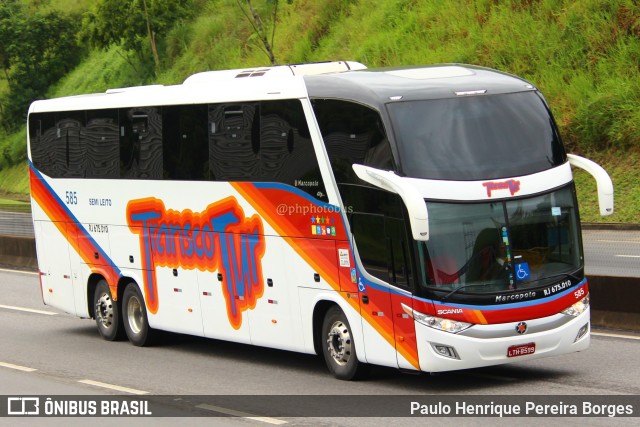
[80,0,193,73]
[237,0,280,65]
[0,1,82,131]
[0,0,24,87]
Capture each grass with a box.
[572,149,640,224]
[0,197,29,205]
[0,162,29,200]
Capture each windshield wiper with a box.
[518,271,583,287]
[441,284,482,301]
[441,271,583,301]
[546,271,583,283]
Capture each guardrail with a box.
[0,203,33,237]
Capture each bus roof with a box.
[28,61,366,113]
[303,64,538,109]
[28,62,535,114]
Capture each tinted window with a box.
[209,103,260,180]
[312,99,394,184]
[208,99,326,200]
[163,105,209,180]
[85,109,119,178]
[29,113,55,176]
[29,111,85,177]
[29,100,325,194]
[388,92,566,181]
[120,107,163,179]
[59,111,85,177]
[349,185,412,289]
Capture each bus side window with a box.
[208,100,327,201]
[30,112,56,177]
[120,107,163,179]
[312,99,394,185]
[386,216,412,288]
[351,213,389,283]
[85,109,119,179]
[349,186,413,290]
[56,111,85,178]
[260,100,327,201]
[30,111,86,178]
[208,103,260,181]
[351,212,413,289]
[163,105,209,180]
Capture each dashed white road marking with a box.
[196,403,288,425]
[0,267,38,275]
[78,379,149,395]
[615,255,640,258]
[0,304,57,316]
[592,331,640,340]
[0,361,38,372]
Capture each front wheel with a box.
[122,283,156,346]
[321,306,367,380]
[93,280,124,341]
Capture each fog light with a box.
[575,322,589,342]
[431,343,460,359]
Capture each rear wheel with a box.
[321,306,366,380]
[122,283,156,346]
[93,280,124,341]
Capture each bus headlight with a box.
[401,303,472,333]
[561,294,590,317]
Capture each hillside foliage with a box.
[0,0,638,222]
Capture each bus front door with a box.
[351,212,418,370]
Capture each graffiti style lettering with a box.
[127,197,265,329]
[482,179,521,197]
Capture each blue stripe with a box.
[30,162,122,276]
[415,278,587,311]
[252,182,342,210]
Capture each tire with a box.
[93,280,124,341]
[321,305,367,380]
[122,283,156,346]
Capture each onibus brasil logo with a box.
[127,197,265,329]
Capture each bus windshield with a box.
[418,184,582,295]
[388,91,566,181]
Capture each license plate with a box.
[507,342,536,357]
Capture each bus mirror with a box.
[352,164,429,241]
[567,154,614,216]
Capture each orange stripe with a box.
[473,309,488,325]
[232,182,420,370]
[30,168,121,293]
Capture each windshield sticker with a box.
[502,227,515,287]
[338,248,351,267]
[515,262,531,281]
[551,206,562,216]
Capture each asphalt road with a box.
[582,229,640,277]
[1,268,639,426]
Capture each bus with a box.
[28,61,613,380]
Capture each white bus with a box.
[28,61,613,380]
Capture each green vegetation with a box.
[0,0,638,222]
